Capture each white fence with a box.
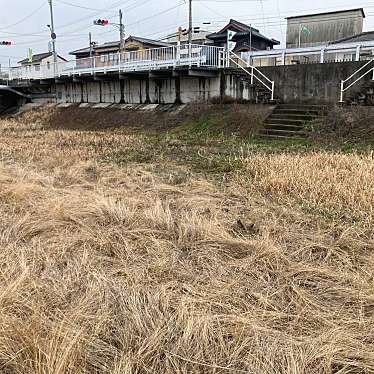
[242,40,374,67]
[4,44,224,82]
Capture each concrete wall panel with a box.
[259,61,370,104]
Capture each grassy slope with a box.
[0,107,373,373]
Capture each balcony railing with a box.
[3,44,225,82]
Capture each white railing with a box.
[339,59,374,103]
[226,50,275,101]
[4,44,224,82]
[244,40,374,67]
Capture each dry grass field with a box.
[0,106,373,373]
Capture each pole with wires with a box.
[48,0,57,76]
[89,32,93,58]
[89,32,94,69]
[249,24,253,65]
[188,0,192,45]
[119,9,125,57]
[188,0,192,66]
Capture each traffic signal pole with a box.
[48,0,57,75]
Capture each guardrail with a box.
[339,59,374,103]
[4,44,225,82]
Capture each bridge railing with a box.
[3,45,225,82]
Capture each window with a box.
[35,64,40,71]
[47,61,50,70]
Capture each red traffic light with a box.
[93,19,109,26]
[0,41,12,46]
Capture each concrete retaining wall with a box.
[259,61,371,104]
[55,74,253,105]
[44,63,374,105]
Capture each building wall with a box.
[286,10,364,48]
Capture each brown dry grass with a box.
[0,108,373,373]
[311,106,374,144]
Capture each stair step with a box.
[273,108,321,115]
[269,114,320,121]
[277,104,325,111]
[258,134,307,140]
[264,123,305,131]
[260,129,307,137]
[265,118,307,125]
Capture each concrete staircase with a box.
[260,104,325,139]
[252,84,274,104]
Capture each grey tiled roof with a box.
[331,32,374,44]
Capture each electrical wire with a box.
[0,2,46,31]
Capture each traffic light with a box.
[0,41,12,46]
[93,19,109,26]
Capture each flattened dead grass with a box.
[0,108,373,373]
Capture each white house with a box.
[16,52,67,79]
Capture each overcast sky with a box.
[0,0,374,66]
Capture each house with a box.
[70,36,173,69]
[18,52,67,76]
[70,36,172,59]
[166,29,211,45]
[286,8,365,48]
[206,19,280,52]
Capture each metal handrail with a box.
[342,59,374,84]
[228,51,275,101]
[339,59,374,103]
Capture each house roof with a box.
[286,8,365,20]
[126,36,171,47]
[70,36,171,55]
[331,31,374,44]
[18,52,67,64]
[207,19,279,45]
[70,46,91,55]
[207,19,257,39]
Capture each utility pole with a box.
[48,0,57,75]
[188,0,192,64]
[89,32,93,69]
[249,24,253,66]
[89,32,93,58]
[119,9,125,56]
[188,0,193,45]
[249,24,252,51]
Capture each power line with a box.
[54,0,103,11]
[0,2,46,31]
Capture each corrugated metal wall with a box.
[286,10,364,48]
